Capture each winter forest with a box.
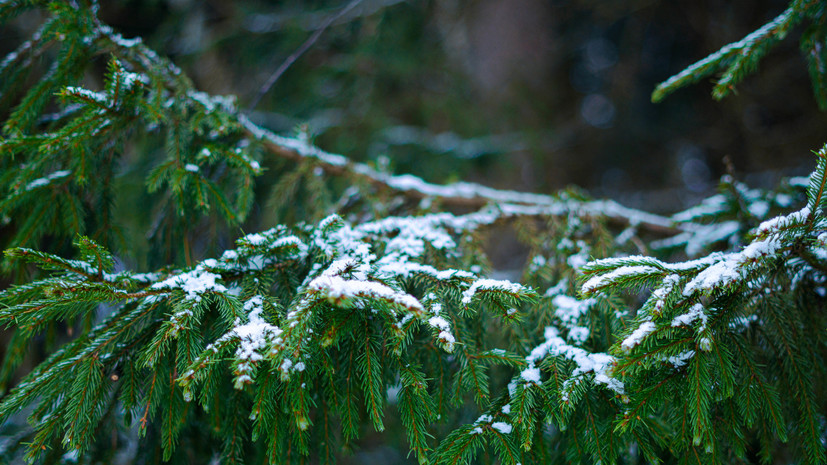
[0,0,826,464]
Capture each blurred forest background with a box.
[4,0,825,215]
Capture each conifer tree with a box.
[1,1,826,464]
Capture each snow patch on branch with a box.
[426,301,456,351]
[521,326,623,396]
[151,265,227,302]
[64,86,108,104]
[682,237,781,295]
[230,296,285,387]
[666,350,695,368]
[25,170,71,191]
[756,206,810,235]
[491,422,512,434]
[551,294,595,326]
[234,296,283,362]
[671,303,707,329]
[308,262,423,313]
[467,414,512,435]
[652,274,679,312]
[652,221,739,257]
[620,321,655,352]
[582,265,659,294]
[461,279,528,304]
[188,90,237,114]
[239,114,685,237]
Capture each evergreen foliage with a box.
[651,0,827,107]
[0,1,826,464]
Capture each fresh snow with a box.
[652,221,739,257]
[151,266,227,301]
[428,316,450,331]
[552,294,595,326]
[671,303,707,329]
[491,422,512,434]
[756,206,810,235]
[65,86,107,104]
[582,265,658,294]
[238,113,680,237]
[567,326,590,344]
[438,331,456,346]
[310,274,422,311]
[461,279,527,304]
[682,237,781,296]
[652,274,679,312]
[620,321,656,352]
[666,350,695,368]
[520,367,541,383]
[233,296,283,365]
[118,70,148,89]
[245,233,267,246]
[25,170,71,191]
[521,326,624,395]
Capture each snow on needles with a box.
[427,314,455,351]
[25,170,71,191]
[234,296,283,361]
[582,265,659,295]
[682,237,781,296]
[151,210,535,390]
[151,265,227,302]
[582,209,791,300]
[551,294,595,326]
[232,296,284,386]
[309,272,423,313]
[671,303,707,329]
[520,326,624,397]
[461,279,528,304]
[467,414,513,436]
[491,422,513,434]
[620,321,655,352]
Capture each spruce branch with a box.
[652,0,813,103]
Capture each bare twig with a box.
[244,0,405,34]
[247,0,363,112]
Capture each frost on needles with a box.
[0,1,827,465]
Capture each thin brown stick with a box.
[247,0,363,112]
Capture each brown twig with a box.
[247,0,363,112]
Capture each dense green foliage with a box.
[0,1,826,464]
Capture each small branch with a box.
[247,0,363,112]
[244,0,405,34]
[239,114,684,236]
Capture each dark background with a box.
[106,0,827,208]
[4,0,825,212]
